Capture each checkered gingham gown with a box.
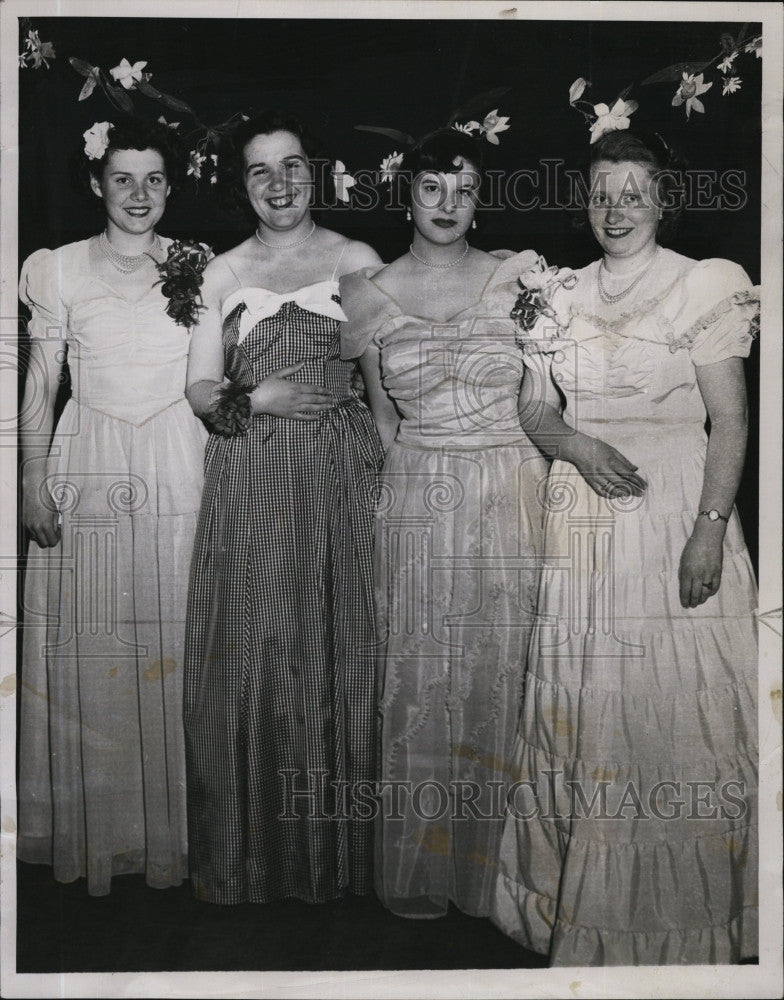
[184,287,383,904]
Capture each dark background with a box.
[19,15,762,557]
[16,13,762,974]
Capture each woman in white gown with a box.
[18,119,207,895]
[341,127,548,919]
[492,129,759,965]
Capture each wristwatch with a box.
[698,509,729,523]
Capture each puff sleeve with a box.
[339,267,398,361]
[19,247,68,342]
[675,258,759,366]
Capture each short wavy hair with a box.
[392,127,486,215]
[215,110,334,218]
[575,129,687,243]
[83,117,187,194]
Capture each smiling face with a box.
[90,147,169,238]
[242,129,313,232]
[410,158,480,245]
[588,159,661,264]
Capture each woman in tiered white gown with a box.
[492,129,759,965]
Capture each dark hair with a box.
[579,129,686,242]
[83,117,186,194]
[216,110,334,218]
[393,127,486,214]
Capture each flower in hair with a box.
[452,109,511,145]
[569,80,637,144]
[109,58,148,90]
[722,77,742,96]
[83,121,114,160]
[589,98,638,143]
[379,151,404,184]
[479,109,510,145]
[332,160,356,203]
[671,72,712,119]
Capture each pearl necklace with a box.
[409,241,469,269]
[255,221,316,250]
[99,231,161,273]
[597,249,658,305]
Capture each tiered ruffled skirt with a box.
[492,423,758,964]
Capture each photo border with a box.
[1,2,781,997]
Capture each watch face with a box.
[708,510,719,521]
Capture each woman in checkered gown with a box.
[184,113,383,904]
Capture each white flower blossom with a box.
[744,36,762,58]
[480,109,510,145]
[589,99,638,143]
[109,58,147,90]
[187,150,206,179]
[671,72,712,119]
[379,151,404,184]
[83,121,114,160]
[332,160,356,203]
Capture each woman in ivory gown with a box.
[340,126,548,919]
[491,129,758,965]
[18,118,207,895]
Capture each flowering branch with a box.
[641,24,762,119]
[568,78,638,143]
[68,54,251,186]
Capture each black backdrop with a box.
[18,15,762,559]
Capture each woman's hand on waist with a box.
[250,361,334,420]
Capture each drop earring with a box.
[406,209,412,222]
[472,220,477,230]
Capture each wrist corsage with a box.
[210,382,254,437]
[154,239,211,327]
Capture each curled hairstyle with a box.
[393,127,486,215]
[216,110,334,217]
[84,117,186,194]
[581,129,686,242]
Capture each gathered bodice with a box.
[340,250,541,449]
[521,249,759,450]
[221,282,359,403]
[19,239,194,426]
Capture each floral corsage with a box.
[511,256,577,344]
[209,382,254,437]
[154,239,210,327]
